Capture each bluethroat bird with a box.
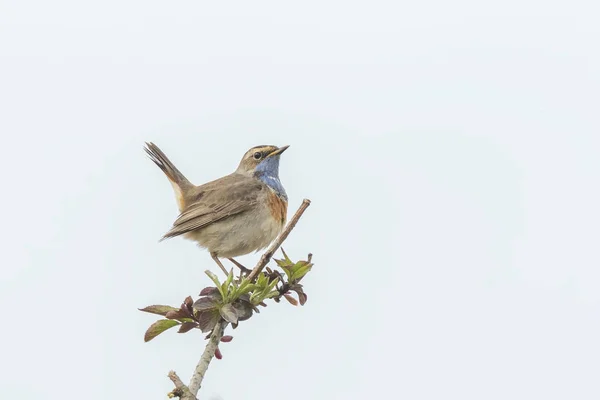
[144,142,289,275]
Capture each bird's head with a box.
[236,145,289,177]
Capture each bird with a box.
[144,142,289,276]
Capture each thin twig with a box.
[187,320,227,397]
[247,198,311,282]
[167,371,194,399]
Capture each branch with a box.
[187,320,227,397]
[166,321,226,399]
[167,371,194,400]
[247,198,311,281]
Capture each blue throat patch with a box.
[254,156,288,200]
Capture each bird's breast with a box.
[267,189,288,226]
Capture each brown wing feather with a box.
[160,174,264,240]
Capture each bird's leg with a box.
[210,253,229,275]
[227,258,252,276]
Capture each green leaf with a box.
[291,263,313,282]
[219,304,238,324]
[275,248,294,268]
[280,265,294,281]
[231,277,239,292]
[248,278,280,305]
[144,319,179,342]
[138,305,180,316]
[275,258,293,268]
[205,270,225,299]
[235,277,251,294]
[237,283,258,296]
[264,277,279,295]
[231,277,258,299]
[222,269,234,301]
[249,275,274,304]
[255,272,267,288]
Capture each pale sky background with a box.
[1,1,599,399]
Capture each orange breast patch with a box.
[268,191,288,225]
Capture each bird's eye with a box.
[253,152,262,160]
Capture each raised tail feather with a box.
[144,142,192,212]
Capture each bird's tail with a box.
[144,142,192,211]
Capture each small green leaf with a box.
[144,319,179,342]
[249,291,259,305]
[264,277,279,295]
[275,258,293,268]
[237,284,258,296]
[280,265,294,281]
[255,272,267,288]
[205,270,225,298]
[138,305,180,316]
[235,278,251,295]
[291,263,313,282]
[222,269,234,301]
[232,277,258,299]
[248,277,280,304]
[230,278,239,295]
[274,248,294,268]
[219,304,238,324]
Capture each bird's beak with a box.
[268,145,290,157]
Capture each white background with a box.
[1,1,599,399]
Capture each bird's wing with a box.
[160,174,264,240]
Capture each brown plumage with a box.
[144,142,290,275]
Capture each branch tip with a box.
[247,199,311,281]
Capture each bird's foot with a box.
[227,258,252,276]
